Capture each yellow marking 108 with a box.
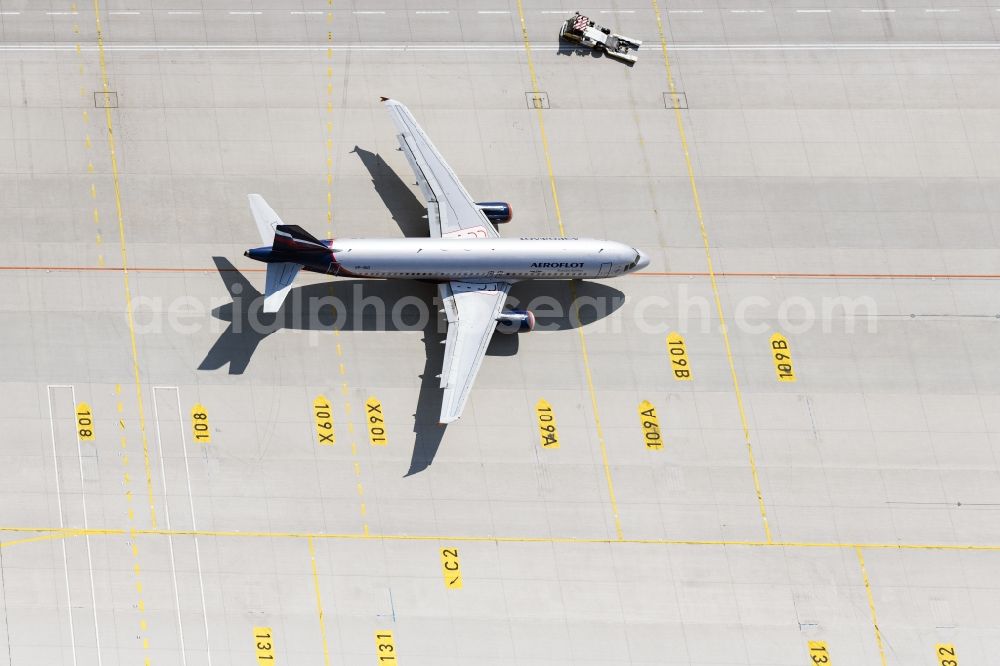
[535,399,559,448]
[638,400,663,449]
[440,547,462,589]
[807,641,830,664]
[191,403,211,444]
[374,630,397,663]
[76,402,95,441]
[253,626,274,663]
[770,333,796,382]
[936,644,958,666]
[313,395,335,446]
[366,397,387,446]
[666,332,693,380]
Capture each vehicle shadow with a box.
[352,145,428,238]
[556,40,604,59]
[198,258,625,473]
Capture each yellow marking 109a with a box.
[374,630,397,663]
[807,641,830,664]
[76,402,95,441]
[253,626,275,663]
[770,333,796,382]
[313,395,335,446]
[666,332,693,380]
[440,547,462,589]
[191,403,211,444]
[366,397,387,446]
[936,644,958,666]
[535,399,559,448]
[638,400,663,449]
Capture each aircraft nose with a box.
[635,250,650,271]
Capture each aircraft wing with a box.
[437,280,511,423]
[383,98,499,240]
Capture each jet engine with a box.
[496,309,535,333]
[476,201,513,223]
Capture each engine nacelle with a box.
[476,201,513,223]
[496,310,535,333]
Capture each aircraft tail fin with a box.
[248,193,282,244]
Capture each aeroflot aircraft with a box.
[244,98,649,423]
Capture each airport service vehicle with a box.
[244,98,649,423]
[559,12,642,64]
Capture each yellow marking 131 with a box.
[76,402,95,441]
[936,644,958,666]
[440,547,462,589]
[807,641,830,664]
[313,395,335,446]
[638,400,663,449]
[666,332,693,380]
[770,332,796,382]
[191,403,211,444]
[374,630,397,663]
[253,626,275,663]
[366,397,387,446]
[535,399,559,448]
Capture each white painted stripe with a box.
[7,42,1000,52]
[290,10,323,15]
[228,10,262,15]
[68,385,103,666]
[0,11,20,15]
[46,386,79,666]
[46,11,79,15]
[151,389,193,666]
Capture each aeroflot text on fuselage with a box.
[531,262,586,268]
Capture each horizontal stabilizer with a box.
[263,261,300,313]
[249,193,282,245]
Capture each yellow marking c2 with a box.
[440,547,463,589]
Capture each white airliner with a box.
[244,98,649,423]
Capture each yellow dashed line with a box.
[856,547,888,665]
[515,0,622,540]
[649,0,772,542]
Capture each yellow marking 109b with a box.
[253,626,274,663]
[770,333,796,382]
[807,641,830,664]
[666,332,693,380]
[366,397,387,446]
[535,399,559,448]
[936,644,958,666]
[76,402,95,441]
[374,630,397,663]
[313,395,335,446]
[638,400,663,449]
[440,547,462,589]
[191,403,211,444]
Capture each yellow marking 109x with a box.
[191,403,211,444]
[366,396,387,446]
[374,630,397,663]
[936,644,958,666]
[770,333,796,382]
[807,641,830,664]
[253,626,274,663]
[535,399,559,448]
[666,332,693,380]
[638,400,663,449]
[313,395,334,446]
[440,547,462,589]
[75,402,95,441]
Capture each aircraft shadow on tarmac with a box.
[199,261,623,475]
